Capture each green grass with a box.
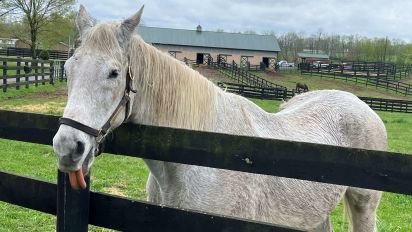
[0,87,411,231]
[0,139,148,232]
[0,81,65,102]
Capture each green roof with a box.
[136,26,280,52]
[297,52,330,59]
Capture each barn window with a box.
[240,56,253,68]
[168,51,181,58]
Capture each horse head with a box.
[52,5,144,189]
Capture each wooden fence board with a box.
[0,170,56,215]
[0,170,299,232]
[0,110,412,195]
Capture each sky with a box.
[77,0,412,41]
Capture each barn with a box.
[137,25,280,68]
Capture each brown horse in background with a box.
[296,82,309,92]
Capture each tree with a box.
[396,44,412,65]
[39,11,77,50]
[0,0,75,58]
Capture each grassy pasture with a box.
[253,71,412,101]
[0,83,411,231]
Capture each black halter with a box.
[59,66,136,157]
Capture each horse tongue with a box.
[68,169,87,190]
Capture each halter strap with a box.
[59,63,136,156]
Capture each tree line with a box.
[217,28,412,65]
[275,30,411,64]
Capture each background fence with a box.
[0,47,73,60]
[217,82,296,100]
[208,60,287,90]
[300,62,412,96]
[0,110,411,231]
[218,82,412,113]
[0,57,65,92]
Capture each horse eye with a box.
[109,69,119,79]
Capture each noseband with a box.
[59,65,136,157]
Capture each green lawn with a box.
[0,85,411,231]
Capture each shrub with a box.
[38,50,50,60]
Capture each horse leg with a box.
[344,187,382,232]
[146,172,162,203]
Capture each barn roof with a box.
[297,52,330,59]
[136,26,280,52]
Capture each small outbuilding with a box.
[297,52,330,63]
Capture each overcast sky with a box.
[77,0,412,41]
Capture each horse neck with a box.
[128,37,218,131]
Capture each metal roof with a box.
[136,26,280,52]
[297,52,330,59]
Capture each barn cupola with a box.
[196,25,202,32]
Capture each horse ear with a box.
[76,5,94,37]
[119,6,144,43]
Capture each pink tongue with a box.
[68,169,87,190]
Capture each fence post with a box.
[16,60,21,90]
[50,61,55,85]
[35,61,39,86]
[41,62,45,85]
[56,170,90,232]
[24,61,29,88]
[2,60,7,92]
[60,61,65,81]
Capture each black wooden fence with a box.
[0,47,73,60]
[358,96,412,113]
[0,110,412,231]
[0,57,65,92]
[209,60,287,90]
[300,63,412,96]
[300,61,412,80]
[218,82,296,100]
[218,82,412,113]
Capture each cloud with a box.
[77,0,412,41]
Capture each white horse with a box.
[53,5,387,232]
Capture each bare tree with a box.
[0,0,75,58]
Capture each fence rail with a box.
[209,61,287,90]
[218,82,296,100]
[300,63,412,96]
[358,96,412,113]
[0,47,73,60]
[218,82,412,113]
[0,57,65,92]
[0,110,411,231]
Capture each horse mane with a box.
[81,22,219,131]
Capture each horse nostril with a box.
[75,141,85,155]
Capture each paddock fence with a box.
[0,110,411,231]
[207,60,287,90]
[300,63,412,96]
[0,47,73,60]
[217,82,296,100]
[218,82,412,114]
[0,57,65,92]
